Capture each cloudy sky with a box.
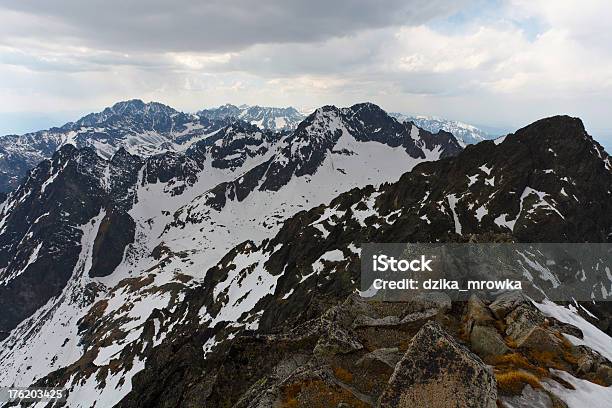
[1,0,611,146]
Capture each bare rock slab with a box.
[378,321,497,408]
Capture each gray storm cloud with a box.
[0,0,468,52]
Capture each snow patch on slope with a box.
[534,300,612,362]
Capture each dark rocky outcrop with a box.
[89,210,136,278]
[0,146,107,338]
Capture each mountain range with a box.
[0,101,490,194]
[0,101,610,408]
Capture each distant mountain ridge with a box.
[198,103,305,131]
[0,101,303,194]
[391,112,492,146]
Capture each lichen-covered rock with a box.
[403,292,452,314]
[574,346,599,374]
[596,364,612,386]
[353,315,402,328]
[353,308,437,329]
[570,345,612,386]
[505,304,546,341]
[515,326,562,353]
[470,324,510,358]
[378,321,497,408]
[500,385,557,408]
[489,291,530,320]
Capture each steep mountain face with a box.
[190,104,460,207]
[391,113,491,145]
[0,103,461,406]
[0,119,283,339]
[0,100,231,194]
[198,103,305,131]
[0,145,142,340]
[107,115,612,407]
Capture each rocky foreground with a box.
[114,291,610,408]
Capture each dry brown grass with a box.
[457,325,470,342]
[491,353,548,377]
[493,353,531,369]
[495,370,542,395]
[562,351,578,365]
[528,350,570,371]
[494,320,507,333]
[398,337,412,352]
[553,331,575,348]
[590,376,608,386]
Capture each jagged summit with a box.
[0,101,229,193]
[75,99,181,128]
[508,115,588,143]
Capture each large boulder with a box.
[514,326,562,353]
[313,297,365,356]
[313,321,363,357]
[378,321,497,408]
[404,292,452,314]
[353,308,438,329]
[596,364,612,386]
[503,304,564,353]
